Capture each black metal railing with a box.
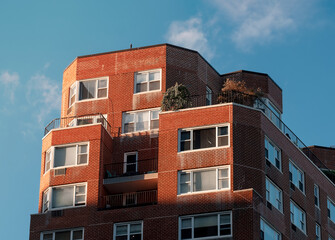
[44,113,112,136]
[104,158,158,179]
[100,190,157,209]
[186,90,335,183]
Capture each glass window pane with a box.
[151,110,160,120]
[219,168,229,178]
[218,126,228,136]
[219,179,229,189]
[98,79,107,88]
[78,145,87,154]
[180,172,190,183]
[76,185,86,194]
[73,230,83,240]
[130,234,141,240]
[55,231,71,240]
[52,186,74,208]
[193,128,216,149]
[149,81,160,91]
[181,141,190,151]
[220,214,230,224]
[136,111,149,131]
[150,119,159,129]
[98,88,107,98]
[180,183,190,193]
[136,73,147,83]
[43,233,53,240]
[130,223,142,233]
[181,131,190,141]
[124,123,134,133]
[193,170,216,192]
[194,215,218,238]
[116,225,128,235]
[136,83,147,92]
[126,154,137,164]
[181,229,192,239]
[54,146,76,167]
[79,80,96,100]
[181,218,192,228]
[149,71,160,81]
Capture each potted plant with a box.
[161,83,191,111]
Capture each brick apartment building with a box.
[30,44,335,240]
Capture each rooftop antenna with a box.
[130,43,132,49]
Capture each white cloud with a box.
[211,0,310,50]
[0,71,19,102]
[26,74,61,123]
[166,17,214,59]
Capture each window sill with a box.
[177,188,230,196]
[121,129,159,136]
[133,90,162,95]
[178,145,230,154]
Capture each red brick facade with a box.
[30,44,334,240]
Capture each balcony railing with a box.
[104,158,158,179]
[100,190,157,209]
[44,113,112,136]
[187,90,335,183]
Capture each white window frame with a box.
[178,166,230,195]
[68,77,109,107]
[178,124,230,152]
[264,137,281,171]
[290,200,306,234]
[44,142,89,174]
[68,114,107,128]
[327,198,335,223]
[179,211,232,240]
[134,68,162,94]
[314,184,320,208]
[69,82,77,108]
[113,221,143,240]
[122,108,160,134]
[45,149,52,173]
[316,223,321,240]
[265,177,283,213]
[40,228,84,240]
[123,152,138,174]
[289,160,305,193]
[260,217,281,240]
[206,86,213,106]
[42,182,87,212]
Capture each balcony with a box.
[103,158,158,193]
[44,113,113,136]
[100,190,157,210]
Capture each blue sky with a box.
[0,0,334,238]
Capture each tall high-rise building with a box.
[30,44,335,240]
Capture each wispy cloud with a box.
[0,71,19,103]
[211,0,311,50]
[166,17,214,59]
[26,73,61,123]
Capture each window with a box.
[179,212,232,239]
[289,161,304,193]
[316,223,321,240]
[315,184,320,208]
[206,86,212,106]
[42,183,87,212]
[290,200,306,234]
[260,218,281,240]
[266,100,282,130]
[264,137,281,170]
[265,177,283,212]
[41,228,84,240]
[179,125,229,152]
[328,198,335,223]
[69,114,107,128]
[178,166,230,195]
[69,83,76,107]
[134,69,161,93]
[45,143,88,173]
[124,152,137,174]
[122,109,160,133]
[68,78,108,107]
[114,221,143,240]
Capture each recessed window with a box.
[179,212,232,239]
[328,198,335,223]
[69,114,107,128]
[290,200,306,234]
[41,228,84,240]
[122,109,160,133]
[179,125,229,152]
[114,221,143,240]
[265,177,283,212]
[124,152,138,174]
[45,143,89,173]
[68,78,108,107]
[314,184,320,208]
[316,223,321,240]
[265,137,281,170]
[43,183,87,212]
[178,166,230,195]
[260,218,281,240]
[289,161,304,193]
[206,86,213,106]
[134,69,161,93]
